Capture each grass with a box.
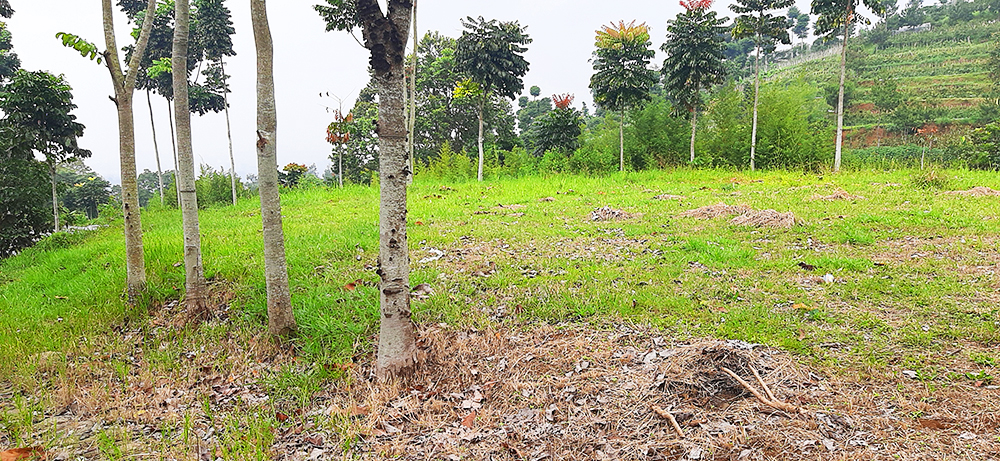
[2,168,1000,456]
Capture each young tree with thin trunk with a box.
[315,0,418,379]
[251,0,297,338]
[731,0,794,171]
[173,0,208,319]
[662,0,728,164]
[812,0,885,171]
[56,0,156,300]
[589,21,658,172]
[146,89,165,204]
[455,16,532,182]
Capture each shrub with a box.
[424,142,475,181]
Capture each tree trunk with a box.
[834,12,851,173]
[168,102,181,205]
[750,44,761,172]
[103,0,155,301]
[338,144,343,188]
[689,108,698,163]
[252,0,297,338]
[408,0,417,182]
[375,67,417,379]
[619,110,624,172]
[221,60,237,206]
[477,96,484,181]
[50,161,58,233]
[173,0,208,320]
[147,89,165,205]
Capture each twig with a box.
[750,365,777,401]
[651,405,685,438]
[721,367,803,414]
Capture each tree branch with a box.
[124,0,158,93]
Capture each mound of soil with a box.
[810,189,865,201]
[731,209,798,229]
[678,203,751,219]
[591,207,633,221]
[943,186,1000,197]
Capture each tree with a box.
[56,0,156,299]
[589,21,658,171]
[731,0,794,171]
[0,70,90,234]
[663,0,729,163]
[0,128,50,258]
[0,22,19,82]
[811,0,885,171]
[196,0,238,205]
[787,7,811,48]
[251,0,297,338]
[315,0,418,379]
[455,16,532,181]
[174,0,209,319]
[526,93,583,156]
[870,73,902,147]
[516,89,551,136]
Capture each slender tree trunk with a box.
[750,44,761,172]
[689,108,698,163]
[619,110,624,172]
[50,161,58,233]
[408,0,417,181]
[338,144,343,188]
[375,66,417,379]
[477,96,484,181]
[252,0,297,338]
[147,89,164,205]
[103,0,156,301]
[168,101,181,205]
[834,13,851,173]
[221,60,237,206]
[174,0,208,319]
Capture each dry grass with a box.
[730,210,799,229]
[590,207,635,222]
[652,194,686,201]
[942,186,1000,197]
[678,203,752,219]
[809,189,865,201]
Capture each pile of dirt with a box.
[652,194,686,201]
[731,209,798,229]
[810,189,865,201]
[943,186,1000,197]
[590,206,633,221]
[678,203,751,219]
[322,325,1000,460]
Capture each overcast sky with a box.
[7,0,814,185]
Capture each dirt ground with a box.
[8,322,1000,460]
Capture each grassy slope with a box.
[3,169,1000,383]
[769,19,1000,127]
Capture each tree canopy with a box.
[455,16,532,100]
[662,3,728,111]
[589,21,658,114]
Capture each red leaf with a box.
[343,282,356,291]
[275,412,289,422]
[1,447,46,461]
[461,411,477,428]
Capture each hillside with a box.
[3,171,1000,458]
[769,17,1000,134]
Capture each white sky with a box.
[6,0,814,185]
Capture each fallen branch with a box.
[750,365,777,402]
[652,405,685,438]
[721,366,804,414]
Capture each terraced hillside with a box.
[769,18,999,132]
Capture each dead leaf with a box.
[0,447,46,461]
[797,262,816,271]
[918,418,954,430]
[461,411,477,428]
[343,282,357,291]
[275,411,289,422]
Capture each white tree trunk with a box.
[168,102,181,205]
[750,44,761,172]
[834,15,851,173]
[252,0,297,338]
[103,0,156,301]
[221,60,237,206]
[338,144,343,188]
[408,0,417,182]
[477,97,484,181]
[689,108,698,163]
[50,162,58,233]
[173,0,208,319]
[147,89,164,205]
[619,110,624,172]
